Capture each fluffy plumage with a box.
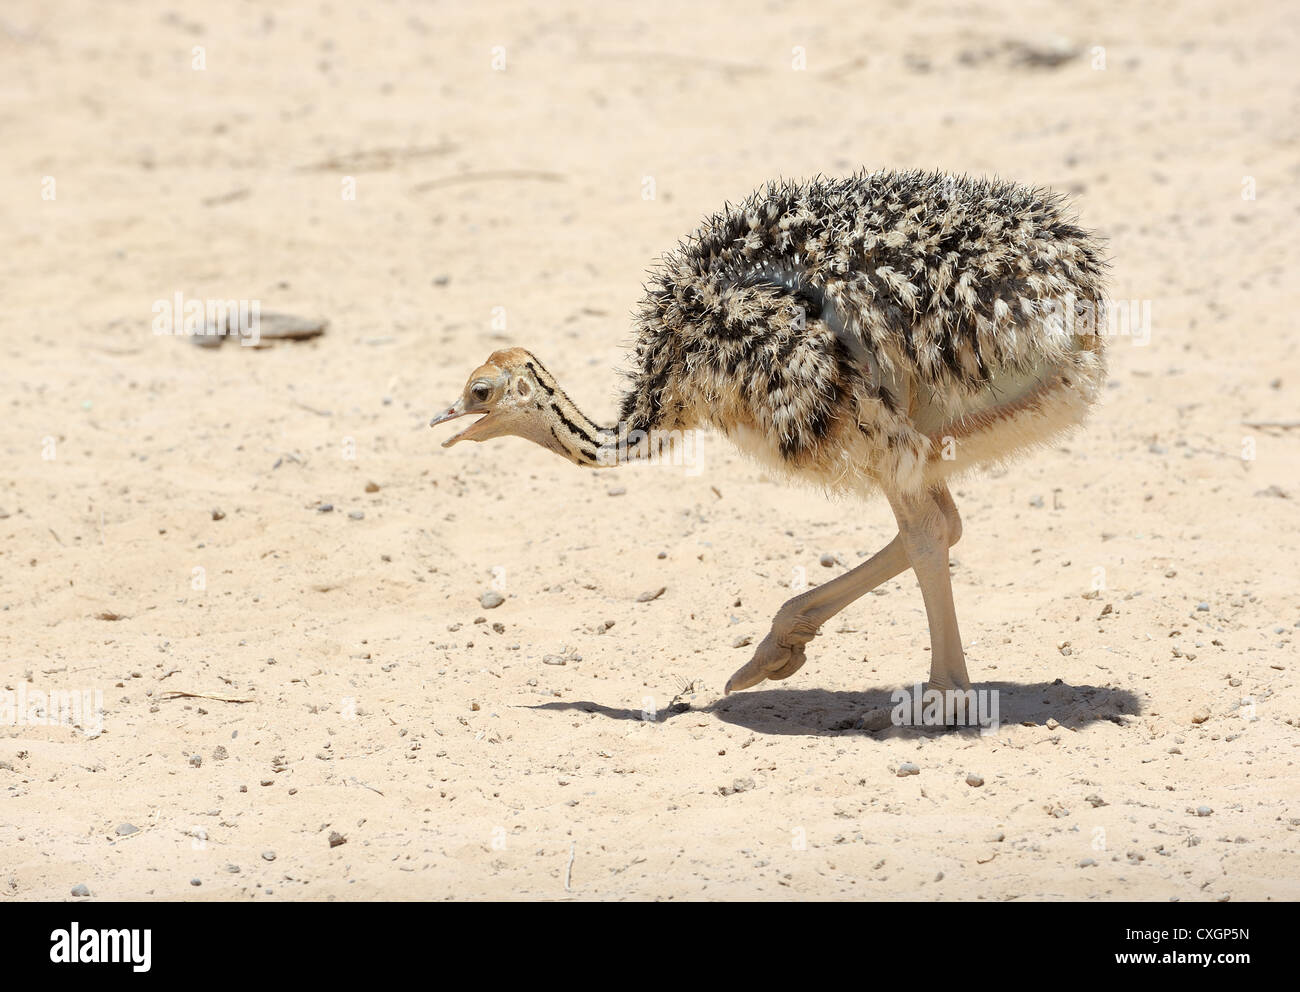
[616,169,1108,494]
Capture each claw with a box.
[724,633,809,694]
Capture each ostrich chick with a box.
[430,170,1108,705]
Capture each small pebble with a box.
[1196,602,1209,611]
[720,777,756,796]
[364,482,380,493]
[190,878,202,886]
[1191,707,1211,725]
[348,510,364,520]
[70,884,90,897]
[261,851,276,862]
[115,823,138,837]
[212,745,228,760]
[317,503,334,513]
[328,831,347,848]
[1196,805,1213,817]
[965,773,984,787]
[542,655,567,666]
[188,754,202,767]
[480,590,505,609]
[1078,858,1097,868]
[211,508,225,521]
[636,586,666,603]
[819,552,836,567]
[607,486,627,496]
[896,762,920,777]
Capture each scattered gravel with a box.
[720,777,756,796]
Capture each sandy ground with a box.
[1,0,1298,901]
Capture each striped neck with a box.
[520,354,644,468]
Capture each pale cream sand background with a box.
[1,0,1297,900]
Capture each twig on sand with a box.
[564,842,576,892]
[1241,419,1300,429]
[291,399,332,417]
[575,50,763,76]
[413,170,566,192]
[348,776,385,797]
[160,690,254,703]
[296,143,457,173]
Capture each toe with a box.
[725,635,809,693]
[724,641,790,694]
[766,643,807,681]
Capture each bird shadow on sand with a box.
[524,699,699,724]
[527,681,1140,738]
[710,681,1141,737]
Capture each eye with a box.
[470,383,491,404]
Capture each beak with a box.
[429,400,491,448]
